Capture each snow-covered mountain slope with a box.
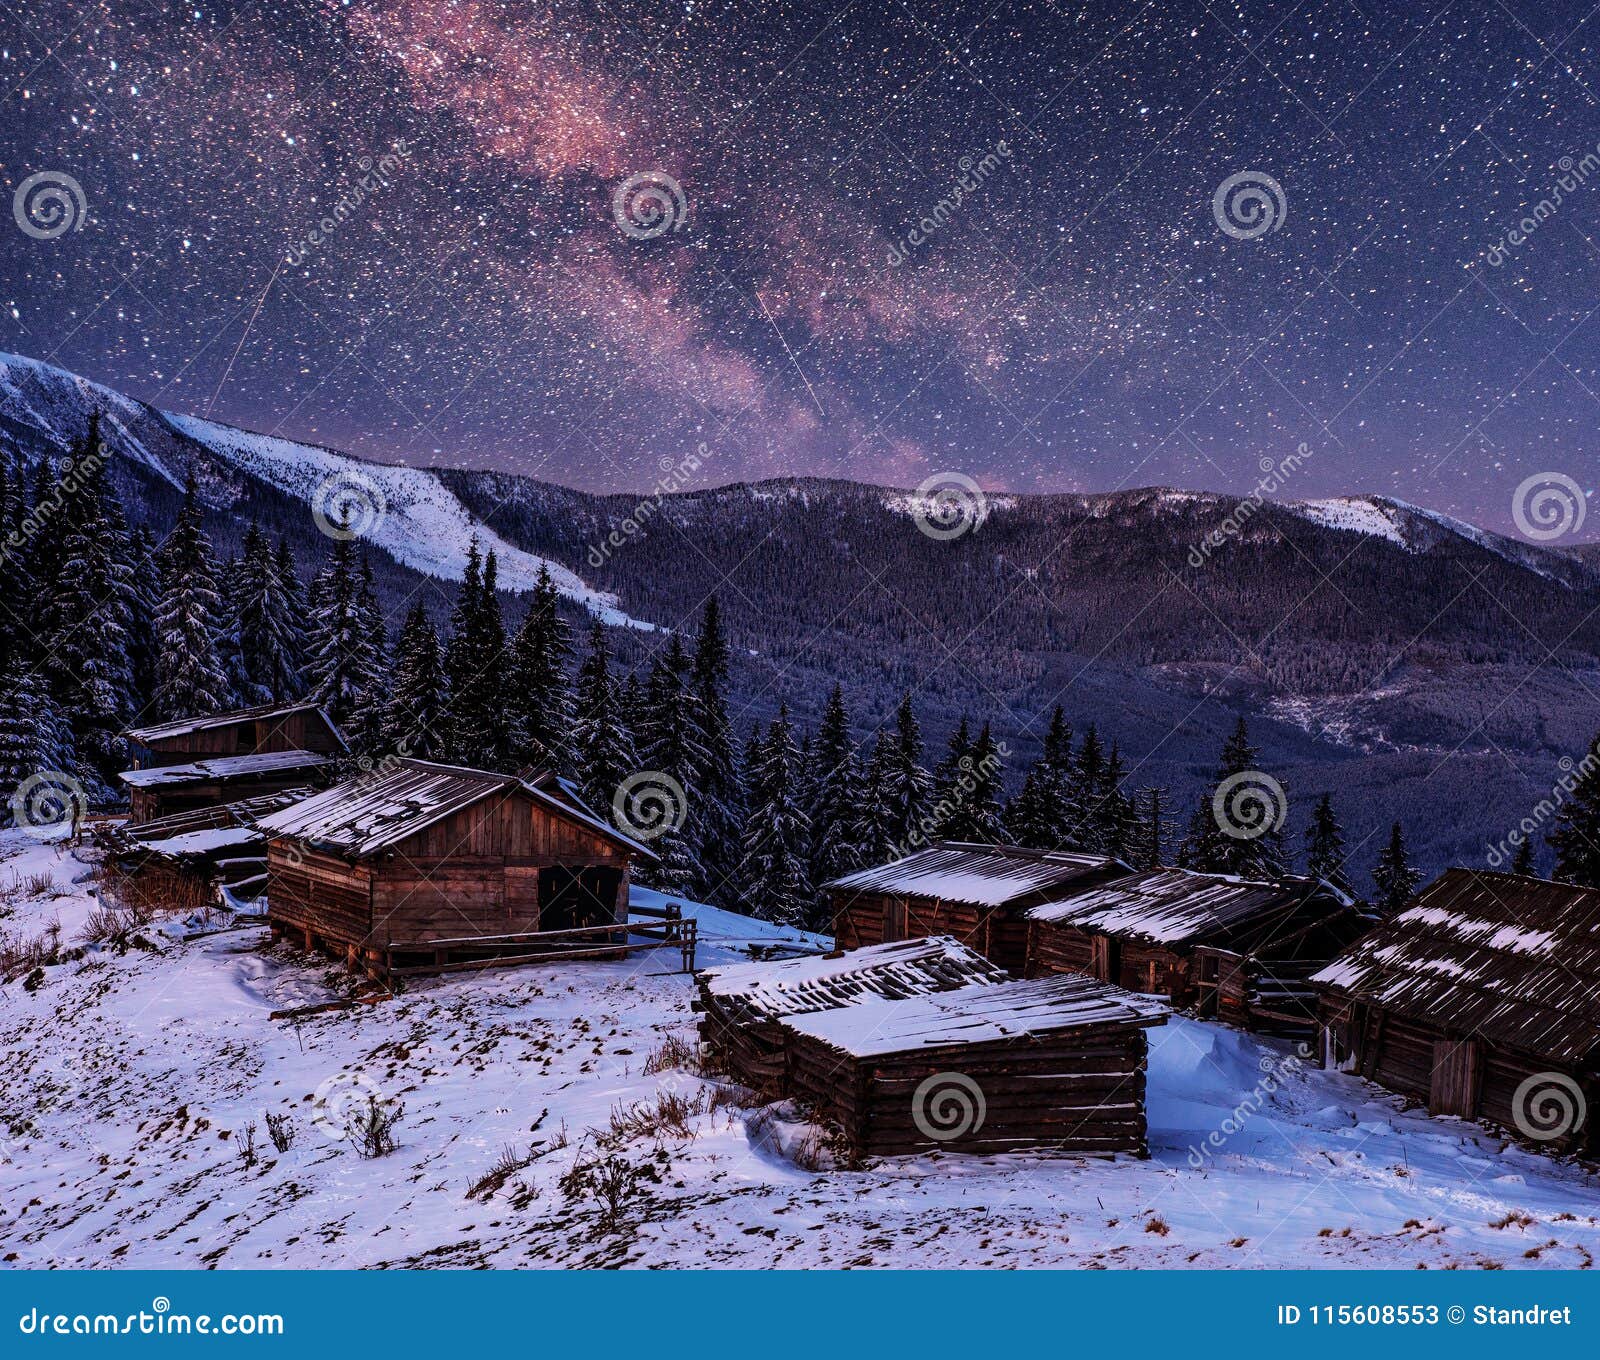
[1285,495,1594,587]
[6,830,1600,1269]
[0,351,648,627]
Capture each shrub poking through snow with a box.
[345,1093,403,1158]
[559,1151,663,1234]
[234,1122,258,1169]
[264,1111,296,1153]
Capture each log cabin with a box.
[119,702,347,823]
[1312,869,1600,1154]
[258,758,656,976]
[1025,868,1366,1021]
[827,842,1130,972]
[696,936,1009,1094]
[124,701,348,769]
[95,789,312,916]
[780,973,1166,1160]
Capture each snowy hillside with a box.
[0,350,648,627]
[5,829,1600,1269]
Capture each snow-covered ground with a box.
[4,829,1600,1269]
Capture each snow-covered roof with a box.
[125,701,346,748]
[781,973,1166,1059]
[827,842,1128,907]
[1311,868,1600,1063]
[256,758,656,860]
[119,749,335,787]
[1028,868,1355,950]
[699,936,1009,1023]
[135,825,264,860]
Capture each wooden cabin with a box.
[120,750,337,824]
[1025,869,1364,1019]
[780,974,1166,1160]
[258,759,656,976]
[1313,869,1600,1154]
[124,702,347,770]
[696,936,1008,1095]
[96,789,311,916]
[828,842,1130,973]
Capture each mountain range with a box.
[3,348,1596,885]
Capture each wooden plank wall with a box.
[786,1027,1150,1160]
[832,891,1029,972]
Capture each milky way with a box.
[4,0,1599,531]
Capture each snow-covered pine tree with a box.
[125,522,159,711]
[229,522,304,704]
[737,704,814,926]
[1549,733,1600,889]
[573,621,639,815]
[382,603,447,759]
[1004,707,1073,850]
[1180,718,1288,879]
[441,540,513,767]
[0,656,77,824]
[882,692,934,855]
[1094,742,1138,861]
[807,683,867,890]
[1304,792,1353,896]
[507,564,575,776]
[1132,786,1170,869]
[152,473,232,719]
[0,445,33,683]
[304,528,367,735]
[632,633,703,895]
[1069,724,1106,851]
[41,420,138,792]
[930,715,974,839]
[343,555,390,753]
[1511,835,1536,877]
[854,728,896,865]
[687,597,745,907]
[965,721,1006,843]
[1371,820,1421,915]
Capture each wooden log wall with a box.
[266,841,374,953]
[833,891,1030,972]
[785,1026,1150,1160]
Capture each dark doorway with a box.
[539,867,623,932]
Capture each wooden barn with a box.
[780,974,1166,1160]
[695,936,1009,1094]
[119,749,337,823]
[1313,869,1600,1153]
[124,702,348,770]
[1025,869,1365,1023]
[828,842,1130,973]
[258,758,657,976]
[95,789,311,916]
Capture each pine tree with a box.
[382,603,447,759]
[152,473,231,719]
[126,523,159,710]
[737,705,814,926]
[0,657,77,824]
[687,598,745,907]
[0,446,34,683]
[1304,792,1353,896]
[855,729,896,864]
[632,634,702,894]
[507,564,575,776]
[1550,733,1600,890]
[441,540,512,767]
[964,721,1006,842]
[344,555,390,752]
[1180,718,1288,879]
[1371,821,1421,915]
[1095,742,1138,861]
[572,622,639,815]
[1511,836,1536,877]
[882,692,933,854]
[304,529,382,741]
[230,522,304,703]
[41,419,138,791]
[808,684,867,888]
[1132,787,1170,869]
[1070,724,1106,850]
[1004,706,1073,850]
[930,716,974,839]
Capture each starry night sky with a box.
[3,0,1599,531]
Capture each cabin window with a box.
[539,867,622,932]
